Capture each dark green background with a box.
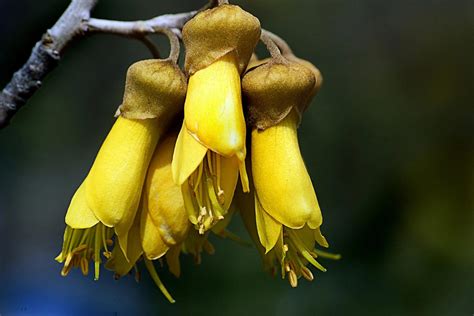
[0,0,473,315]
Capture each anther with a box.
[72,244,87,254]
[301,266,314,281]
[80,257,89,276]
[289,270,298,288]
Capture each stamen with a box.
[80,257,89,276]
[61,262,73,277]
[288,270,298,288]
[94,225,102,280]
[314,249,342,260]
[144,259,176,303]
[134,265,141,283]
[301,266,314,281]
[64,253,74,268]
[207,151,214,175]
[203,240,215,255]
[72,244,87,254]
[215,154,225,200]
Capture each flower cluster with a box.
[56,3,339,303]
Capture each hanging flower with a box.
[241,57,339,286]
[172,4,261,234]
[56,58,187,280]
[105,133,232,302]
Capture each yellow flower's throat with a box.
[182,151,227,234]
[55,224,114,280]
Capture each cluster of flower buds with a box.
[55,2,339,303]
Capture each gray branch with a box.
[0,0,201,129]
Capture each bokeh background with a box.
[0,0,473,315]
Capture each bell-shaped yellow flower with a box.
[105,133,189,303]
[251,111,332,282]
[235,143,339,287]
[55,116,162,280]
[105,133,217,303]
[172,53,250,234]
[173,4,260,234]
[56,59,187,280]
[252,110,322,247]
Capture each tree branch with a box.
[0,0,202,129]
[86,12,196,36]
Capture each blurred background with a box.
[0,0,473,315]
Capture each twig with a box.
[261,29,293,56]
[85,12,196,36]
[260,30,287,63]
[0,1,204,129]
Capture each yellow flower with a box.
[172,53,250,234]
[55,116,162,279]
[56,59,187,280]
[105,133,214,303]
[108,133,189,303]
[251,110,338,286]
[172,4,260,234]
[240,56,339,286]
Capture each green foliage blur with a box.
[0,0,472,315]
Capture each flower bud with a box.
[183,4,261,75]
[242,60,315,130]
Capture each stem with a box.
[260,30,287,63]
[153,28,180,63]
[262,29,293,56]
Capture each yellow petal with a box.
[184,53,246,158]
[314,227,329,248]
[140,198,169,260]
[219,155,240,211]
[235,182,266,257]
[86,116,161,229]
[297,225,317,250]
[65,181,99,229]
[165,245,182,278]
[105,214,143,276]
[172,123,208,185]
[255,194,282,253]
[251,111,322,229]
[238,158,250,193]
[146,134,190,245]
[181,180,198,225]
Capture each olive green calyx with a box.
[183,4,261,75]
[118,59,187,120]
[285,55,323,115]
[242,60,315,130]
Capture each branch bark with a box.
[0,0,201,129]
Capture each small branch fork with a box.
[0,0,212,129]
